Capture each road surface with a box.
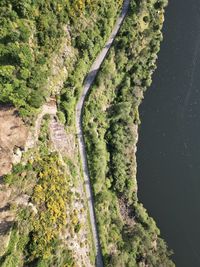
[75,1,130,266]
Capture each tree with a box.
[28,91,44,108]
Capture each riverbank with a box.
[82,0,174,265]
[137,0,200,266]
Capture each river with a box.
[137,0,200,266]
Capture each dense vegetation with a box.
[59,0,123,125]
[0,0,175,266]
[0,0,68,115]
[0,0,124,266]
[0,0,122,119]
[83,0,174,266]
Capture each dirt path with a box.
[75,1,130,266]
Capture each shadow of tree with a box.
[0,220,13,236]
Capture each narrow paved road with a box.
[75,1,130,266]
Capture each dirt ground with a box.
[0,105,28,177]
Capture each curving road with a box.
[75,1,130,266]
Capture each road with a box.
[75,1,130,266]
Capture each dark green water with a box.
[137,1,200,266]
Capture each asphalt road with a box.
[75,1,130,266]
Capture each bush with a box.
[57,111,66,125]
[28,91,44,108]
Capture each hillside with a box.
[0,0,174,266]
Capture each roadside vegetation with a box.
[58,0,123,126]
[0,0,175,266]
[83,0,174,266]
[0,0,123,265]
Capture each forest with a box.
[0,0,122,119]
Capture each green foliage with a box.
[12,163,25,174]
[0,0,122,119]
[1,154,73,266]
[57,110,66,124]
[3,174,14,185]
[0,0,172,265]
[83,0,173,266]
[1,116,75,266]
[59,0,123,126]
[28,154,69,260]
[36,248,74,267]
[74,223,81,233]
[3,163,27,185]
[0,224,29,267]
[28,91,44,108]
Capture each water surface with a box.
[137,0,200,266]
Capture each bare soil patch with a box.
[0,105,28,177]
